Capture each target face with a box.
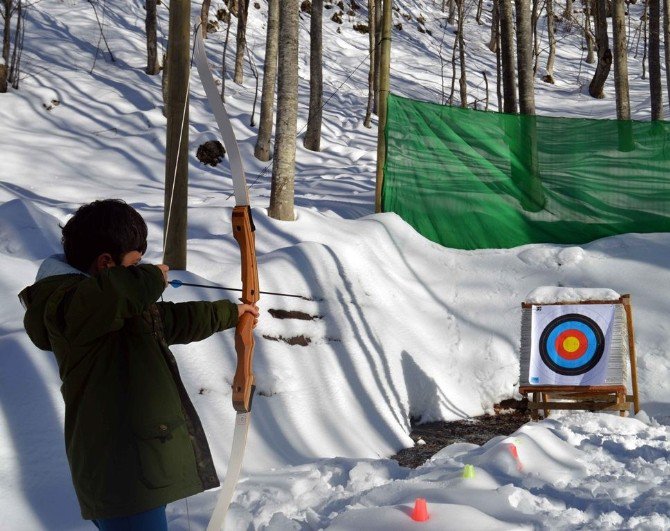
[539,313,605,376]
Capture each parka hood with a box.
[18,254,86,351]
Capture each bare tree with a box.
[584,0,596,64]
[499,0,517,113]
[373,0,382,113]
[145,0,160,75]
[563,0,574,18]
[649,0,663,119]
[364,0,376,128]
[516,0,535,114]
[220,9,233,101]
[304,0,323,151]
[200,0,211,38]
[448,0,457,24]
[457,0,467,107]
[163,0,190,269]
[612,0,631,120]
[269,0,299,221]
[544,0,557,83]
[488,0,500,52]
[589,0,612,98]
[496,14,503,110]
[233,0,249,84]
[515,0,543,212]
[532,0,542,73]
[1,0,15,92]
[255,0,279,161]
[476,0,485,24]
[7,0,23,89]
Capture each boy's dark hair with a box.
[62,199,148,272]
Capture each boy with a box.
[18,199,258,530]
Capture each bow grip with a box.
[232,313,255,412]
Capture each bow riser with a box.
[232,205,259,413]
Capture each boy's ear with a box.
[91,253,116,274]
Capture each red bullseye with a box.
[555,329,588,360]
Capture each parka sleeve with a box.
[63,265,166,345]
[157,299,239,345]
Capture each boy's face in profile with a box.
[91,250,143,275]
[119,251,143,267]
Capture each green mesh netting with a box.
[382,93,670,250]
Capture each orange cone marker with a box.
[411,498,429,522]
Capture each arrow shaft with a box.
[169,280,315,301]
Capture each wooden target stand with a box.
[518,295,641,420]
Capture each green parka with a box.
[19,256,238,520]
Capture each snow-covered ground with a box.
[0,1,668,529]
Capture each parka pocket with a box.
[134,417,186,489]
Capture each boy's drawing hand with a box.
[238,303,260,329]
[155,264,169,286]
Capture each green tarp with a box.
[382,93,670,249]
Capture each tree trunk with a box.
[8,0,22,89]
[161,52,168,116]
[457,0,467,107]
[375,0,393,213]
[145,0,160,74]
[0,63,6,93]
[496,22,503,110]
[255,0,279,161]
[220,13,233,101]
[269,0,299,221]
[200,0,211,38]
[304,0,323,151]
[499,0,517,113]
[2,0,10,66]
[163,0,190,269]
[515,0,542,211]
[544,0,556,83]
[448,0,457,24]
[563,0,573,18]
[589,0,612,98]
[373,0,382,113]
[364,0,376,127]
[516,0,535,114]
[532,0,541,73]
[488,0,500,52]
[233,0,249,84]
[664,0,670,107]
[612,0,631,119]
[641,2,648,78]
[649,0,663,119]
[1,0,10,92]
[584,0,596,64]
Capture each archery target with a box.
[528,304,616,385]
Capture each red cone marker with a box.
[508,443,523,471]
[411,498,429,522]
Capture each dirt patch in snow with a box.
[392,399,531,468]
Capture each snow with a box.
[0,0,668,530]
